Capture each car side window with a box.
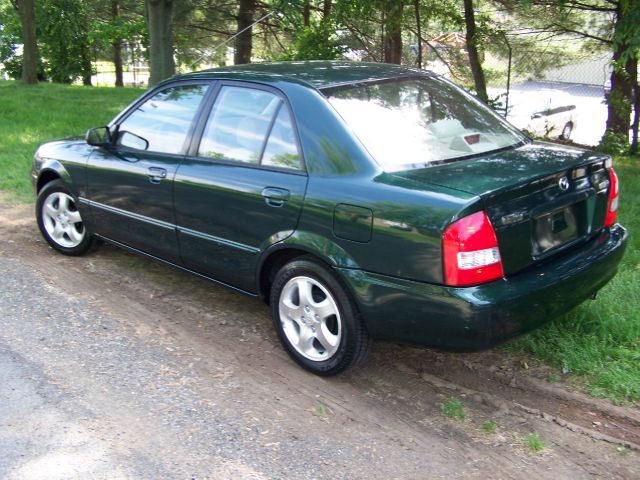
[198,86,302,170]
[116,84,208,154]
[262,106,301,170]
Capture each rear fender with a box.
[256,230,361,298]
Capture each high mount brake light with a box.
[443,211,504,287]
[604,167,619,228]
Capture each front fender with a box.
[34,158,73,194]
[33,139,92,198]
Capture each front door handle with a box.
[261,187,290,207]
[148,167,167,184]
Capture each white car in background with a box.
[526,104,577,140]
[507,92,578,141]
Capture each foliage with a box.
[0,1,28,78]
[87,4,147,58]
[38,0,93,83]
[524,433,548,453]
[441,398,466,420]
[279,20,345,61]
[482,419,497,434]
[597,130,631,155]
[0,0,93,83]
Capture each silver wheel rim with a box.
[562,124,572,139]
[278,276,342,361]
[41,192,85,248]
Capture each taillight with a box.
[443,211,504,287]
[604,167,619,227]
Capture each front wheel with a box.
[270,257,371,376]
[36,180,94,256]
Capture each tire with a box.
[560,122,573,140]
[36,179,94,256]
[270,257,371,376]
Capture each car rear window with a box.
[323,77,526,170]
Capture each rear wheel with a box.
[270,257,370,375]
[36,180,93,255]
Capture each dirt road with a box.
[1,201,638,479]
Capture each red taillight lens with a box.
[443,211,504,287]
[604,167,619,227]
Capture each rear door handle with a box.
[261,187,290,207]
[148,167,167,184]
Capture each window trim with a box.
[186,80,307,175]
[109,79,215,156]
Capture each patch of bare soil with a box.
[2,201,638,479]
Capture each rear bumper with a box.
[338,224,627,350]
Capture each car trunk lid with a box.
[393,143,613,275]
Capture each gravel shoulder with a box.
[1,201,638,479]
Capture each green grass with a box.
[0,80,143,202]
[312,402,327,416]
[507,157,640,404]
[0,81,638,404]
[523,433,548,453]
[482,419,497,434]
[441,398,466,420]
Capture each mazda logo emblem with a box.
[558,176,570,191]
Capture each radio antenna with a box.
[186,7,282,70]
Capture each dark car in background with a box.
[32,61,626,375]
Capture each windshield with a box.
[323,77,527,170]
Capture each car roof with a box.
[177,61,428,90]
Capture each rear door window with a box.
[197,86,302,170]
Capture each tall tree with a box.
[235,0,255,64]
[14,0,38,84]
[463,0,488,102]
[383,0,403,64]
[603,0,638,146]
[322,0,332,18]
[146,0,175,85]
[112,0,124,87]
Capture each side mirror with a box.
[86,126,111,147]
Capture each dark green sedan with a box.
[32,61,627,375]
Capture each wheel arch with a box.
[256,231,360,304]
[35,159,73,195]
[36,169,62,193]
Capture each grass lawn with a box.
[0,80,143,202]
[1,80,638,403]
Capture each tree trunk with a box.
[323,0,332,18]
[112,0,124,87]
[303,1,311,27]
[82,50,93,86]
[234,0,255,65]
[604,4,633,141]
[18,0,38,84]
[463,0,488,102]
[146,0,175,85]
[629,57,638,154]
[383,0,403,64]
[604,51,633,141]
[414,0,422,69]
